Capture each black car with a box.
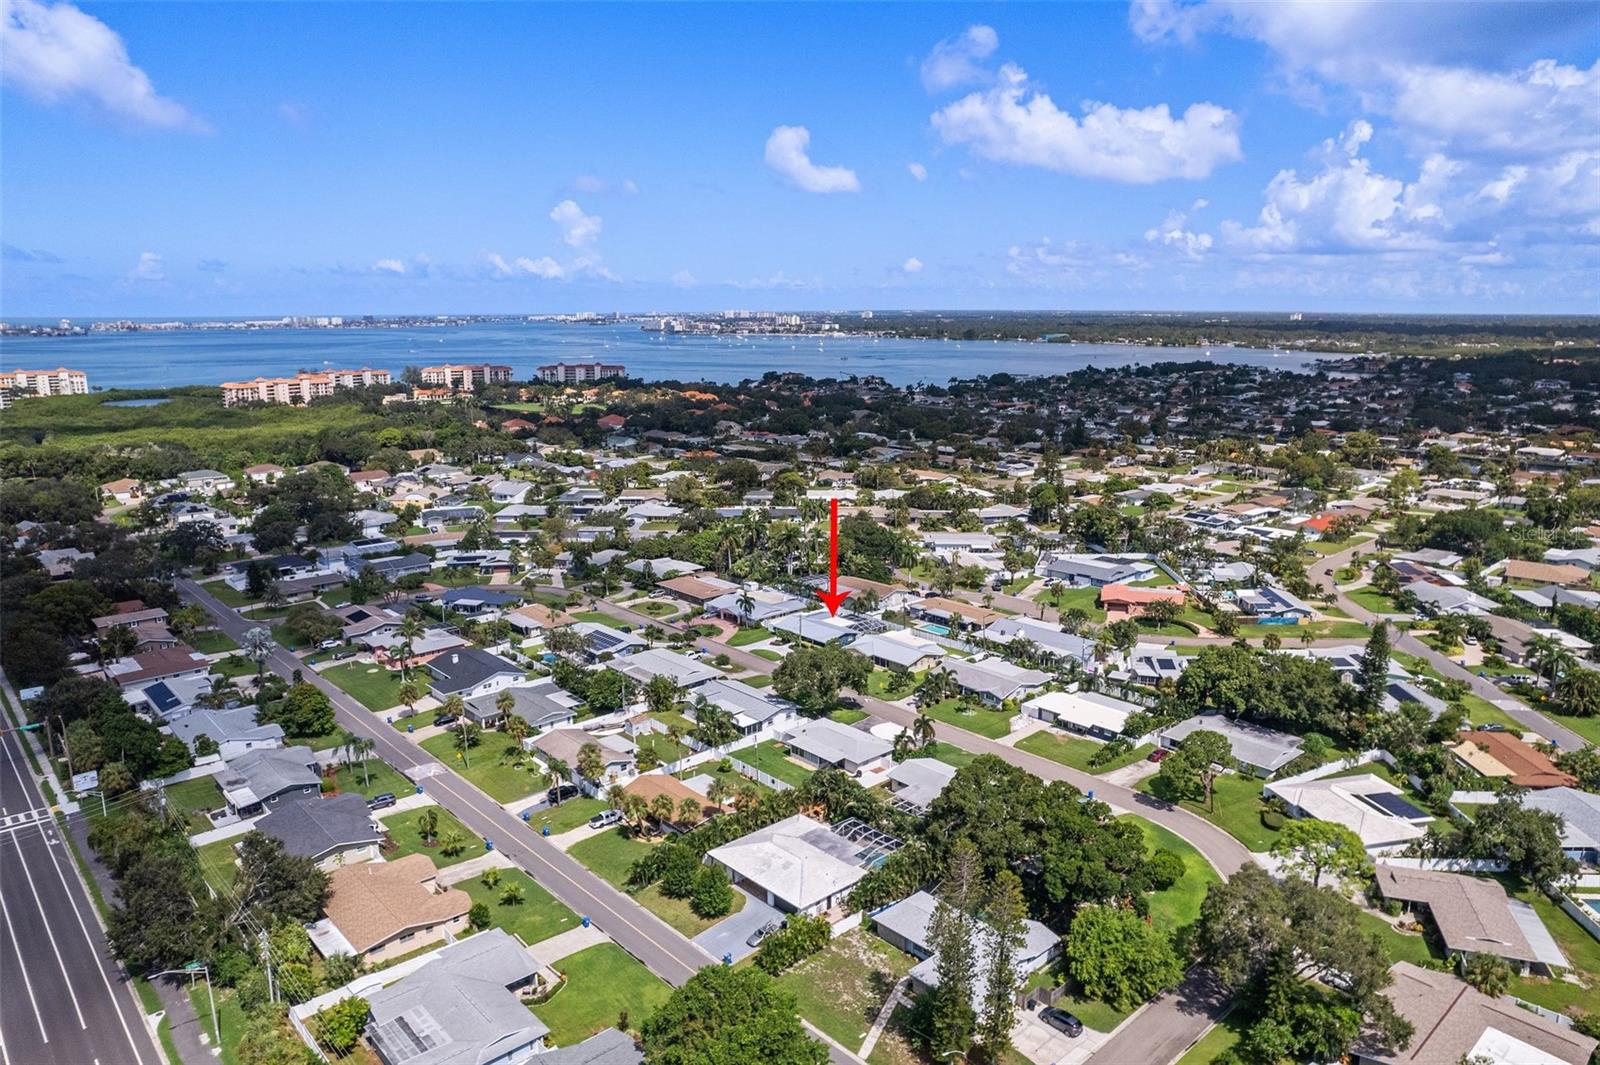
[1476,722,1508,732]
[546,783,581,805]
[1039,1007,1083,1037]
[433,713,460,729]
[366,792,397,810]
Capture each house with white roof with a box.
[943,656,1049,707]
[849,630,946,673]
[1021,689,1139,741]
[704,814,884,916]
[781,718,892,774]
[1266,772,1431,850]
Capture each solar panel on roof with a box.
[587,629,623,650]
[368,1007,450,1064]
[1358,791,1428,820]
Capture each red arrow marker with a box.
[815,497,851,616]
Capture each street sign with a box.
[71,770,100,793]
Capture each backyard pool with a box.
[918,623,952,637]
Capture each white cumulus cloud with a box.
[1145,208,1213,258]
[908,161,928,182]
[130,250,164,280]
[920,24,999,92]
[1,0,208,131]
[931,63,1241,183]
[902,257,924,273]
[372,258,407,275]
[549,200,601,248]
[764,125,861,193]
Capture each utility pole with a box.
[259,927,277,1003]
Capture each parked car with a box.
[547,783,581,805]
[1039,1007,1083,1037]
[588,808,622,829]
[1476,722,1507,732]
[746,920,783,947]
[1147,748,1172,763]
[414,593,434,603]
[432,713,459,729]
[367,792,397,810]
[317,638,342,651]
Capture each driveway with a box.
[1012,1006,1108,1065]
[691,889,784,963]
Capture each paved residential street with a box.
[180,578,867,1064]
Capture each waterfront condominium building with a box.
[220,367,392,406]
[420,363,514,390]
[0,367,89,397]
[536,361,626,385]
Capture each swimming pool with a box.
[918,623,952,637]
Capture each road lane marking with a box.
[0,731,149,1065]
[7,832,89,1029]
[0,879,50,1042]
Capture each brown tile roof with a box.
[1098,584,1187,607]
[323,854,469,954]
[623,774,725,826]
[1453,730,1576,789]
[657,574,733,602]
[1503,559,1592,587]
[1373,865,1537,964]
[913,597,1000,625]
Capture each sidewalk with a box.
[527,923,610,967]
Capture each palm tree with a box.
[735,587,756,629]
[706,778,729,807]
[353,736,375,788]
[398,678,423,719]
[418,807,439,845]
[677,795,702,825]
[911,712,937,749]
[242,627,274,681]
[495,688,516,727]
[504,712,529,749]
[1524,634,1576,686]
[397,613,425,680]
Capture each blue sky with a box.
[3,1,1597,315]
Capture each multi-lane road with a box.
[0,685,160,1065]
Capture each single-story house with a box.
[768,609,859,646]
[1021,689,1138,740]
[1042,553,1156,587]
[625,557,702,580]
[100,478,143,506]
[364,929,554,1065]
[882,759,958,813]
[1354,962,1595,1065]
[568,621,647,662]
[1374,865,1568,974]
[1404,581,1496,617]
[333,603,403,642]
[1449,731,1577,789]
[465,678,581,731]
[704,814,881,916]
[943,657,1049,707]
[1099,583,1187,621]
[255,793,382,869]
[317,853,471,965]
[780,718,892,774]
[1266,773,1430,850]
[1157,714,1303,778]
[656,573,739,605]
[531,729,637,785]
[505,603,571,638]
[692,679,798,737]
[353,552,434,582]
[428,648,525,702]
[367,627,470,667]
[874,890,1059,1012]
[622,774,725,830]
[167,708,285,760]
[613,647,722,690]
[218,745,321,816]
[1234,585,1315,622]
[849,630,946,673]
[104,646,213,693]
[705,585,808,625]
[1522,788,1600,864]
[908,597,999,632]
[124,673,217,721]
[439,586,522,619]
[981,615,1094,664]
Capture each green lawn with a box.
[573,611,628,630]
[1138,771,1281,852]
[778,930,915,1049]
[727,626,773,647]
[188,984,245,1065]
[202,580,257,607]
[1358,910,1443,968]
[532,943,672,1047]
[1133,817,1221,934]
[569,828,655,888]
[921,698,1016,740]
[729,740,816,788]
[674,759,775,798]
[924,742,981,769]
[752,648,785,662]
[631,600,680,618]
[420,731,545,802]
[1239,620,1372,641]
[1347,587,1404,615]
[460,868,579,945]
[635,731,690,764]
[194,837,240,893]
[526,797,608,836]
[830,708,869,726]
[162,775,224,832]
[214,655,257,679]
[567,828,746,936]
[1545,707,1600,747]
[1172,1013,1246,1065]
[329,758,412,800]
[1032,584,1106,621]
[321,661,408,711]
[380,806,482,867]
[864,668,919,700]
[1015,732,1153,775]
[742,674,774,688]
[190,629,239,654]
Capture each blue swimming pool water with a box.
[919,623,952,637]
